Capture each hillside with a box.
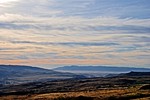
[118,71,150,77]
[106,71,150,77]
[0,71,150,100]
[0,65,85,86]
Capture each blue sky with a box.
[0,0,150,68]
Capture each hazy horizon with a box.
[0,0,150,68]
[0,64,150,70]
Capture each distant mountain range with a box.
[0,65,85,86]
[1,65,150,86]
[53,65,150,77]
[54,65,150,72]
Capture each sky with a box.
[0,0,150,69]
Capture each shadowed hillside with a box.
[0,71,150,95]
[0,73,150,100]
[0,65,85,86]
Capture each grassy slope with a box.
[0,85,150,100]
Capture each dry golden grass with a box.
[1,85,150,100]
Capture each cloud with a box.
[1,14,150,26]
[0,0,150,68]
[0,14,150,35]
[10,41,119,47]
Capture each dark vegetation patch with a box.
[54,96,95,100]
[106,93,150,100]
[139,84,150,90]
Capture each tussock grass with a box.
[1,86,149,100]
[54,96,95,100]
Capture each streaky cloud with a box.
[10,41,119,47]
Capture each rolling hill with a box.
[0,71,150,98]
[0,65,85,86]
